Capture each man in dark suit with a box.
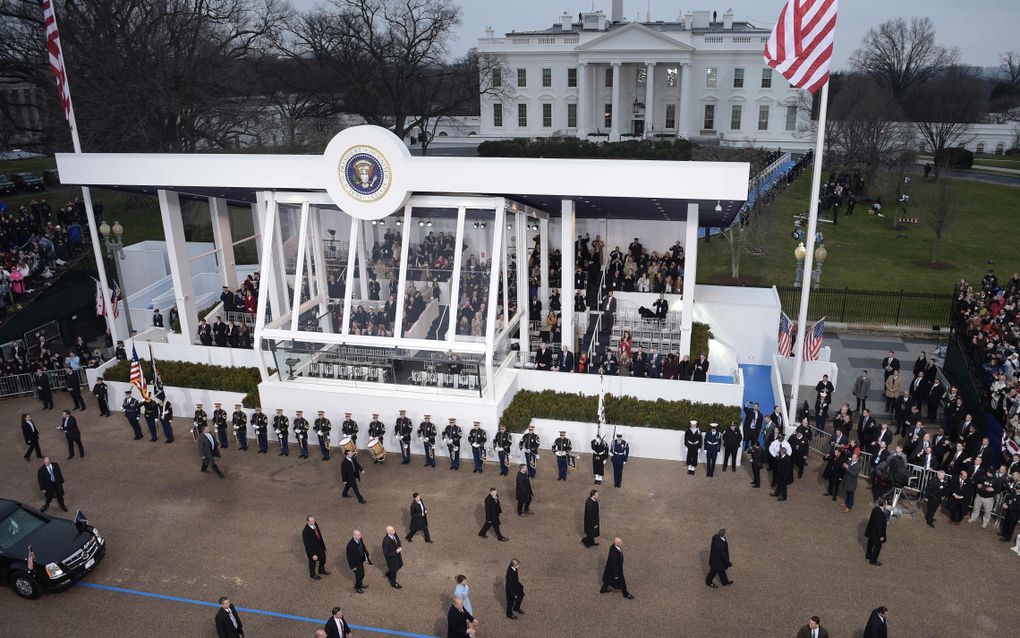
[382,526,403,588]
[722,422,742,471]
[771,447,794,501]
[345,529,371,593]
[34,369,54,410]
[478,487,509,541]
[742,402,763,451]
[21,413,43,460]
[947,469,973,524]
[558,346,574,372]
[649,348,663,379]
[857,409,876,447]
[652,293,668,318]
[599,537,634,598]
[691,353,709,382]
[505,558,525,619]
[602,290,617,332]
[58,410,84,459]
[214,597,244,638]
[881,350,900,381]
[446,597,476,638]
[705,528,733,588]
[341,450,366,503]
[535,341,552,371]
[582,489,600,547]
[405,492,431,542]
[863,606,889,638]
[864,500,888,566]
[197,424,224,478]
[323,607,351,638]
[631,344,647,377]
[795,616,830,638]
[37,457,67,512]
[515,464,533,515]
[302,515,330,580]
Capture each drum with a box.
[367,437,385,462]
[339,436,357,455]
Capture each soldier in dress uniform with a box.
[611,433,629,488]
[314,410,332,461]
[294,410,310,459]
[443,418,462,470]
[591,433,609,485]
[273,409,290,456]
[519,424,540,478]
[213,402,229,449]
[368,413,385,464]
[122,392,143,440]
[142,397,160,442]
[92,377,111,417]
[553,430,573,481]
[231,404,248,450]
[192,403,208,441]
[494,422,512,476]
[342,413,359,447]
[468,421,487,473]
[685,420,703,475]
[159,399,175,443]
[252,407,269,454]
[395,409,413,464]
[418,415,437,467]
[704,423,721,477]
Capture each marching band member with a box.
[591,433,609,485]
[342,413,359,447]
[368,413,386,464]
[519,424,540,478]
[494,422,512,476]
[159,399,175,443]
[314,410,332,461]
[294,410,310,459]
[252,407,269,454]
[213,402,229,449]
[553,430,573,481]
[469,421,487,473]
[395,409,413,465]
[231,404,248,451]
[443,418,462,471]
[142,397,159,442]
[418,415,437,468]
[611,433,630,488]
[273,409,290,457]
[191,402,207,442]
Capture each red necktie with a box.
[315,527,321,541]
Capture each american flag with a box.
[764,0,839,93]
[42,0,72,119]
[129,345,148,400]
[803,317,826,361]
[778,312,793,357]
[111,281,122,319]
[93,277,105,317]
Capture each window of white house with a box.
[605,103,613,128]
[518,103,528,127]
[761,68,772,88]
[492,68,502,88]
[542,103,553,127]
[567,103,577,128]
[493,103,503,127]
[665,104,676,129]
[996,143,1005,155]
[976,142,985,154]
[706,67,717,88]
[542,68,552,88]
[567,67,577,88]
[758,105,769,131]
[703,104,715,130]
[605,67,614,87]
[730,104,742,130]
[785,105,797,131]
[666,67,678,87]
[733,68,744,88]
[517,68,527,87]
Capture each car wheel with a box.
[10,572,41,599]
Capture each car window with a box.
[0,509,46,552]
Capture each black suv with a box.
[10,172,44,192]
[42,169,60,187]
[0,499,106,599]
[0,174,15,195]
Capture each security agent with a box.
[251,407,269,454]
[159,399,175,443]
[468,421,487,473]
[294,411,311,459]
[721,421,742,472]
[92,377,111,417]
[418,415,437,467]
[704,423,721,477]
[231,404,247,450]
[493,422,512,476]
[273,409,290,456]
[212,402,229,448]
[519,424,540,478]
[610,433,629,488]
[443,418,463,470]
[192,403,208,441]
[122,392,143,440]
[314,410,332,460]
[341,413,359,446]
[553,430,573,481]
[395,409,413,464]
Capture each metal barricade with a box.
[1,340,24,362]
[0,368,88,400]
[24,320,61,354]
[226,310,255,326]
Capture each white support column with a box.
[560,199,575,351]
[250,203,263,257]
[679,203,700,358]
[515,212,529,363]
[644,62,656,138]
[271,204,289,321]
[357,220,370,301]
[252,193,278,383]
[577,62,589,138]
[678,62,691,139]
[393,204,413,338]
[158,190,198,344]
[341,219,359,336]
[209,197,238,291]
[610,62,622,141]
[447,206,467,342]
[484,203,506,400]
[309,207,330,326]
[289,202,310,332]
[539,218,550,322]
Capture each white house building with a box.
[477,4,812,149]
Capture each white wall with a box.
[517,369,743,407]
[775,352,838,388]
[124,336,260,368]
[692,284,781,365]
[547,218,688,264]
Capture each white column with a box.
[209,197,238,291]
[560,199,575,351]
[576,62,589,138]
[158,190,198,343]
[250,203,262,257]
[610,62,622,141]
[484,203,506,400]
[644,62,656,138]
[309,208,330,326]
[252,192,277,383]
[539,218,550,321]
[357,220,370,301]
[515,212,529,363]
[289,202,310,332]
[679,203,699,358]
[678,62,691,139]
[447,206,467,342]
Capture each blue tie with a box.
[48,466,55,482]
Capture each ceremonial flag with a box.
[149,344,165,404]
[129,345,148,400]
[94,277,105,316]
[803,317,826,361]
[42,0,71,119]
[74,510,88,531]
[764,0,839,93]
[778,312,793,357]
[110,280,122,319]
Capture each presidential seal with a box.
[339,145,391,202]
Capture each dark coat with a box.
[341,456,363,483]
[215,605,244,638]
[584,496,600,538]
[484,494,502,524]
[198,432,220,464]
[37,463,64,494]
[382,534,403,573]
[865,506,887,544]
[863,609,888,638]
[323,616,351,638]
[602,545,625,585]
[410,499,428,531]
[302,524,326,560]
[345,537,370,569]
[775,454,794,485]
[60,415,80,439]
[505,564,524,598]
[708,533,731,571]
[515,472,533,501]
[446,605,476,638]
[21,419,40,444]
[796,625,830,638]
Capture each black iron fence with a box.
[775,286,954,329]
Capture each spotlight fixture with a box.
[507,223,513,230]
[378,220,385,226]
[480,221,486,229]
[473,222,479,229]
[396,219,403,226]
[426,219,433,227]
[371,219,378,225]
[418,220,425,227]
[715,201,722,213]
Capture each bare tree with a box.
[908,68,985,178]
[849,17,958,102]
[990,51,1020,121]
[999,51,1020,87]
[921,175,961,264]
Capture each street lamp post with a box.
[99,220,134,336]
[794,242,806,287]
[812,244,827,290]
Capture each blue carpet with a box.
[708,374,734,384]
[739,364,775,410]
[699,158,797,239]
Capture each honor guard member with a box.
[519,424,540,478]
[443,418,463,470]
[273,409,290,456]
[314,410,332,460]
[122,392,143,440]
[553,431,573,480]
[418,415,437,467]
[611,433,630,488]
[212,402,229,449]
[231,404,248,451]
[342,413,359,446]
[685,420,703,475]
[395,410,413,464]
[591,434,609,485]
[368,413,386,464]
[192,403,208,441]
[92,377,111,417]
[494,422,513,476]
[159,399,175,443]
[294,410,310,459]
[704,424,721,477]
[252,407,269,454]
[142,397,160,442]
[469,421,487,473]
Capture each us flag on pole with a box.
[42,0,72,119]
[93,278,105,316]
[110,281,122,319]
[764,0,839,93]
[129,345,148,400]
[777,312,793,357]
[803,317,826,361]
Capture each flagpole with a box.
[787,81,830,430]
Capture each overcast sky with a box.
[290,0,1015,70]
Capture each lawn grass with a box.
[973,155,1020,170]
[0,155,58,175]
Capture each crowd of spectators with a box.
[2,334,104,378]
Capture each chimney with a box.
[722,10,733,30]
[611,0,624,23]
[560,12,573,31]
[484,26,495,38]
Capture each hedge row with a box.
[103,358,262,408]
[501,389,738,433]
[691,322,711,359]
